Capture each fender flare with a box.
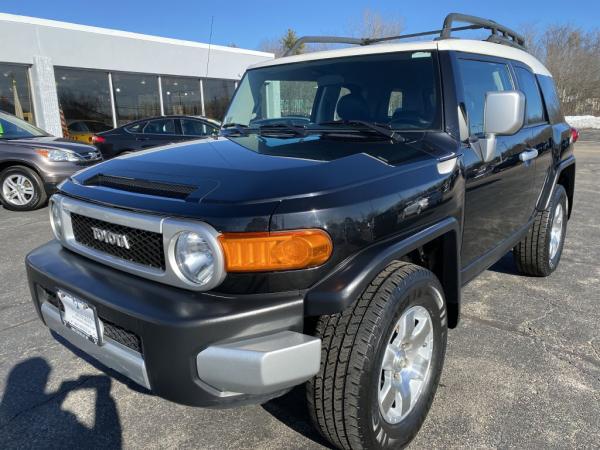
[304,217,461,323]
[538,155,576,212]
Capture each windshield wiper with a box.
[318,120,406,143]
[258,122,307,137]
[221,122,251,136]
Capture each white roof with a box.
[250,39,551,77]
[0,12,272,58]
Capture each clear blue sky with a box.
[1,0,598,50]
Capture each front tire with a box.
[513,185,568,276]
[0,165,47,211]
[307,262,448,450]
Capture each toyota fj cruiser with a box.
[26,13,576,449]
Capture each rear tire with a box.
[307,261,448,450]
[513,185,568,276]
[0,165,47,211]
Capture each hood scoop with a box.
[83,174,199,200]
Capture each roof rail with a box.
[440,13,525,49]
[284,12,526,57]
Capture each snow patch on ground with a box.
[565,116,600,129]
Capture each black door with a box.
[454,55,538,270]
[513,65,554,202]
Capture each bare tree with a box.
[259,8,405,57]
[525,25,600,116]
[348,8,404,39]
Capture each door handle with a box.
[519,149,538,162]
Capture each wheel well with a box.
[557,163,575,219]
[400,231,460,328]
[0,160,41,177]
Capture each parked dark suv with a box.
[0,111,101,211]
[26,14,576,449]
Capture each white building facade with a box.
[0,13,273,136]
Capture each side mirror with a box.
[474,90,525,162]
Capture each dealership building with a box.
[0,13,273,136]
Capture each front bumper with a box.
[26,241,320,407]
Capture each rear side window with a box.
[181,119,213,136]
[143,119,177,135]
[515,67,546,125]
[457,59,514,135]
[126,122,145,133]
[537,75,563,123]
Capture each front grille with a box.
[84,174,196,199]
[71,212,165,270]
[103,320,143,354]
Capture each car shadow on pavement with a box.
[262,386,335,449]
[487,251,522,276]
[0,357,123,448]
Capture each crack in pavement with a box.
[0,318,38,334]
[461,313,600,371]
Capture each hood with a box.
[3,136,97,154]
[60,133,447,231]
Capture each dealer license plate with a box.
[58,290,101,344]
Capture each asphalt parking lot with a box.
[1,134,599,449]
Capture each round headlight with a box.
[174,231,216,286]
[49,199,63,240]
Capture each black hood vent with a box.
[83,174,197,199]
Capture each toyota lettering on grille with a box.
[91,226,131,249]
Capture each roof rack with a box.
[284,12,526,56]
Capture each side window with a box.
[68,122,85,132]
[143,119,177,135]
[515,67,546,125]
[126,122,145,133]
[181,119,210,136]
[457,59,514,135]
[537,75,563,123]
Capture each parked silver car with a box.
[0,111,101,211]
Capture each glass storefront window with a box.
[162,76,202,116]
[0,63,35,124]
[55,67,113,131]
[112,73,160,126]
[203,78,236,120]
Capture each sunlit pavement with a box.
[0,134,598,449]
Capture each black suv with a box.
[26,14,576,449]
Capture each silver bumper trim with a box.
[41,302,151,389]
[196,331,321,395]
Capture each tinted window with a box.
[112,73,160,126]
[55,68,113,132]
[181,119,213,136]
[126,122,145,133]
[226,51,441,131]
[203,78,236,121]
[68,122,86,132]
[537,75,563,123]
[143,119,177,135]
[515,67,546,124]
[457,59,513,135]
[162,76,203,115]
[0,111,47,139]
[0,63,35,124]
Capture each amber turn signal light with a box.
[218,229,333,272]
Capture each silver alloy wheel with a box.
[2,174,35,206]
[549,202,564,261]
[378,305,434,424]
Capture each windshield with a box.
[224,51,441,131]
[0,111,49,139]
